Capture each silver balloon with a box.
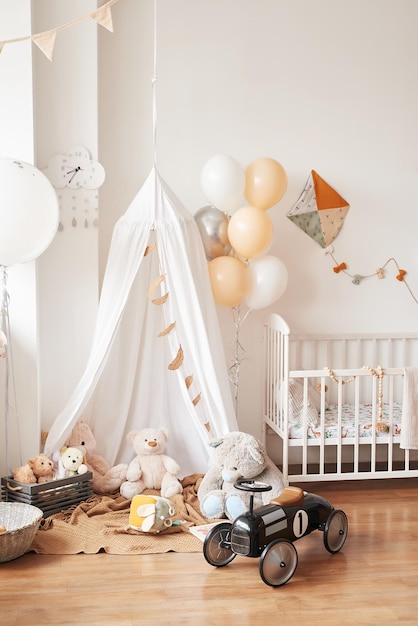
[194,205,232,260]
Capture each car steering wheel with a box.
[234,479,272,515]
[234,478,272,493]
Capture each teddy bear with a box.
[59,446,89,478]
[197,431,285,521]
[13,453,55,484]
[120,427,183,500]
[65,419,128,494]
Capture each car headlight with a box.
[231,526,251,556]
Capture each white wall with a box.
[2,1,418,475]
[99,0,418,439]
[33,0,99,434]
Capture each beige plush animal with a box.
[13,453,55,484]
[59,446,88,477]
[197,431,285,520]
[66,419,128,494]
[120,427,183,500]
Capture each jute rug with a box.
[31,473,212,555]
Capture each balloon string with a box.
[229,305,252,414]
[1,267,9,471]
[152,0,158,168]
[1,266,22,473]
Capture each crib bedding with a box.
[288,402,403,440]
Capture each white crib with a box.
[263,313,418,484]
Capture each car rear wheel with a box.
[323,509,348,553]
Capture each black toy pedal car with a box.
[203,479,348,587]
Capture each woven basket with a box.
[0,502,43,563]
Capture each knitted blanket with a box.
[31,474,210,555]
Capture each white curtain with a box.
[44,168,238,476]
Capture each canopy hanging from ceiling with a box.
[44,167,238,476]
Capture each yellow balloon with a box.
[227,205,273,259]
[208,256,248,307]
[244,157,288,210]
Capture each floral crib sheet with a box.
[289,402,403,440]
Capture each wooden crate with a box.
[1,472,93,517]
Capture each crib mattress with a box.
[289,402,403,440]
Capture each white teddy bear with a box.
[198,431,285,521]
[120,427,183,500]
[59,446,88,478]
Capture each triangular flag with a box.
[32,30,57,61]
[91,6,114,32]
[312,170,349,211]
[318,207,350,247]
[287,210,324,247]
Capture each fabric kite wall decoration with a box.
[287,170,350,248]
[286,169,418,306]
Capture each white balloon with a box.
[201,154,245,213]
[0,158,59,267]
[245,255,288,310]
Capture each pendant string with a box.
[152,0,158,169]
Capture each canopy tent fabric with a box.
[44,167,238,476]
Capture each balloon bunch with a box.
[195,154,288,311]
[195,154,288,410]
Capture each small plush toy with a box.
[128,494,176,533]
[13,453,55,484]
[65,419,128,494]
[120,427,183,500]
[59,446,88,478]
[198,431,285,521]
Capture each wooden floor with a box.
[1,478,418,626]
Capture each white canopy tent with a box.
[44,167,238,476]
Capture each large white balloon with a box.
[245,255,288,310]
[201,154,245,213]
[0,158,59,267]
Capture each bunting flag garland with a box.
[0,0,120,61]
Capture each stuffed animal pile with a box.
[198,431,285,520]
[120,427,183,500]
